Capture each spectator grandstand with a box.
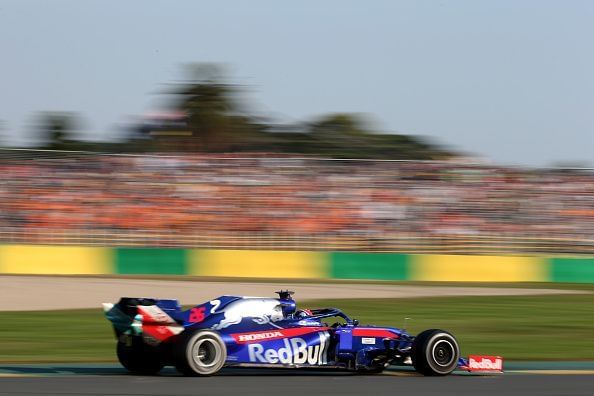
[0,149,593,254]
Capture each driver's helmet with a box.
[295,309,313,319]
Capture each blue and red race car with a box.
[103,291,502,376]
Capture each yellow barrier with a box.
[0,245,574,283]
[189,249,326,279]
[410,254,547,282]
[0,245,112,275]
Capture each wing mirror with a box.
[352,319,359,326]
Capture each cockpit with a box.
[293,307,357,327]
[275,290,358,327]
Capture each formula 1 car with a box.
[103,291,502,376]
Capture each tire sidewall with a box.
[412,329,460,376]
[182,330,227,376]
[423,332,459,375]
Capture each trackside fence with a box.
[0,245,593,283]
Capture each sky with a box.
[0,0,592,166]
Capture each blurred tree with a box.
[35,112,82,150]
[301,113,446,159]
[309,113,363,135]
[153,63,452,159]
[307,113,371,157]
[172,63,258,151]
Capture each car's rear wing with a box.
[103,297,184,345]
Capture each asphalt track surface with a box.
[1,365,594,396]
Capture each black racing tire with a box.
[412,329,460,376]
[175,330,227,376]
[116,338,164,375]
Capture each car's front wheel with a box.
[175,330,227,376]
[412,329,460,376]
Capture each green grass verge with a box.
[308,294,594,361]
[0,309,114,363]
[1,294,593,362]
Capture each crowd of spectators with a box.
[0,151,593,253]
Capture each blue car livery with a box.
[103,291,502,376]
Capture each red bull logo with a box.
[211,298,284,330]
[467,355,503,371]
[247,332,329,365]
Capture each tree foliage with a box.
[150,64,450,159]
[35,112,81,150]
[21,64,452,160]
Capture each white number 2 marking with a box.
[210,299,221,314]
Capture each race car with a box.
[103,291,502,376]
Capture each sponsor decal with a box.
[467,355,503,372]
[137,305,177,325]
[231,327,330,344]
[238,331,284,342]
[297,320,320,326]
[361,337,376,345]
[136,306,183,343]
[247,332,329,365]
[352,328,399,339]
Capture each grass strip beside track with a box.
[0,294,593,362]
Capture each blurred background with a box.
[1,148,593,254]
[1,0,594,257]
[0,51,593,255]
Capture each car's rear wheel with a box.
[175,330,227,376]
[412,329,459,376]
[116,337,164,375]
